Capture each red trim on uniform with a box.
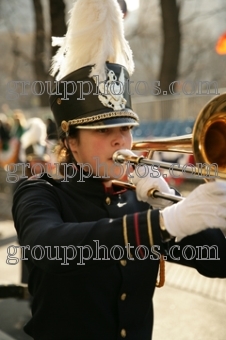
[103,183,127,195]
[134,213,144,258]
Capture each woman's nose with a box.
[111,131,125,147]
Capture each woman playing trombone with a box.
[12,0,226,339]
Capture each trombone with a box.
[112,93,226,203]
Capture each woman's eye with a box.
[121,126,132,131]
[97,128,107,133]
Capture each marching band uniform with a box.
[13,171,226,340]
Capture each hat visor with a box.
[75,117,139,129]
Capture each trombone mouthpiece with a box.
[112,149,141,164]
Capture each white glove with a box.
[130,164,175,209]
[161,181,226,241]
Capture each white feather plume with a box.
[50,0,134,81]
[51,37,65,47]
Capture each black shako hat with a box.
[49,0,139,132]
[49,63,139,132]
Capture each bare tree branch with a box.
[32,0,50,106]
[182,7,226,25]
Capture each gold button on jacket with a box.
[105,197,111,205]
[121,328,126,338]
[121,293,127,301]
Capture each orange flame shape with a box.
[216,32,226,55]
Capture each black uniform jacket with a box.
[12,172,226,340]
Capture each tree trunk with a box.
[32,0,49,107]
[49,0,67,58]
[159,0,181,94]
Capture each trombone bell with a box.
[112,93,226,203]
[131,93,226,174]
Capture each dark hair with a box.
[55,126,80,174]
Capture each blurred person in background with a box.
[18,117,47,163]
[0,113,11,152]
[11,109,27,141]
[0,112,20,168]
[46,117,58,166]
